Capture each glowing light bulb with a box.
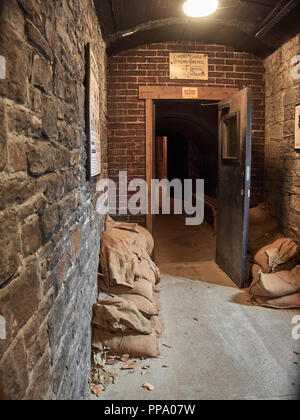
[183,0,219,18]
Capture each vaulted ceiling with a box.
[94,0,300,57]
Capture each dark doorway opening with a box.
[153,99,232,285]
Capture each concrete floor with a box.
[90,215,300,400]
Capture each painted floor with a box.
[89,215,300,400]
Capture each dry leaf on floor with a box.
[90,385,102,398]
[163,344,171,348]
[162,365,168,368]
[141,371,148,376]
[107,355,118,360]
[142,382,154,391]
[121,362,136,370]
[142,365,150,370]
[121,354,130,362]
[106,360,118,366]
[294,351,300,355]
[193,317,199,321]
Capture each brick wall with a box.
[264,34,300,243]
[107,42,266,224]
[0,0,107,400]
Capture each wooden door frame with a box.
[139,86,239,232]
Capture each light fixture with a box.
[183,0,219,18]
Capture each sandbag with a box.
[121,294,158,317]
[249,202,274,224]
[248,202,278,243]
[248,230,285,256]
[249,293,300,309]
[251,264,261,283]
[100,216,160,292]
[134,225,154,256]
[92,296,152,335]
[249,266,300,298]
[92,329,160,358]
[101,278,154,302]
[92,316,161,358]
[254,238,299,273]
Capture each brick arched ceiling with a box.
[94,0,300,57]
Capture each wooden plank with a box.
[146,99,153,233]
[139,86,239,100]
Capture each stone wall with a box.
[264,34,300,243]
[0,0,107,400]
[107,42,266,225]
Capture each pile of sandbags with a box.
[92,216,162,358]
[249,238,300,309]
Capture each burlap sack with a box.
[248,230,284,256]
[121,295,158,317]
[248,202,278,243]
[251,264,261,283]
[249,266,300,298]
[254,238,299,273]
[100,216,160,292]
[249,293,300,309]
[92,316,162,358]
[101,278,154,302]
[92,296,152,335]
[105,216,154,255]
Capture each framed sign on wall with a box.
[170,53,208,80]
[295,104,300,149]
[87,43,101,179]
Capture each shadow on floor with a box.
[153,214,236,288]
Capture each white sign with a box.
[170,53,208,80]
[87,45,101,178]
[0,316,6,340]
[295,104,300,149]
[0,56,6,80]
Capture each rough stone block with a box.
[0,99,7,171]
[72,225,81,259]
[28,86,42,114]
[7,105,42,138]
[0,179,34,211]
[40,204,60,242]
[0,262,40,341]
[31,54,53,93]
[27,141,69,176]
[25,18,53,62]
[7,135,27,172]
[0,339,29,400]
[42,95,57,139]
[0,24,29,104]
[0,209,20,286]
[25,350,51,400]
[0,0,25,38]
[21,215,42,257]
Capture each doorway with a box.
[140,86,252,288]
[153,99,230,285]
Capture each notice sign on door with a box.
[295,104,300,149]
[87,44,101,178]
[170,53,208,80]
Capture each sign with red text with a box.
[182,87,199,99]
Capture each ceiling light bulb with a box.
[183,0,219,18]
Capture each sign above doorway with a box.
[169,53,208,80]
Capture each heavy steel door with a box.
[216,87,252,288]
